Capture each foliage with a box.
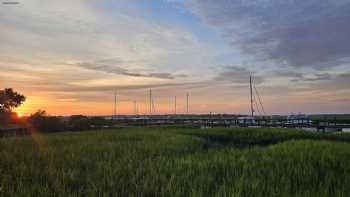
[0,88,25,124]
[0,88,25,113]
[1,127,350,196]
[28,110,66,132]
[66,115,112,131]
[67,115,91,131]
[186,127,350,148]
[0,112,21,125]
[310,114,350,124]
[26,113,112,133]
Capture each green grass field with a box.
[1,127,350,196]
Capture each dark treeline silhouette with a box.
[0,88,112,134]
[27,110,111,133]
[27,110,66,132]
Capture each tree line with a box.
[0,88,113,133]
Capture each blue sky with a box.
[0,0,349,115]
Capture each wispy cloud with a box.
[214,66,264,85]
[275,71,333,82]
[74,59,188,80]
[183,0,350,68]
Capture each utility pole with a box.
[186,93,189,114]
[174,96,177,115]
[149,89,152,115]
[250,75,254,117]
[114,89,117,120]
[134,101,137,116]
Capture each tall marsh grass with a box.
[1,127,350,196]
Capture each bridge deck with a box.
[111,117,350,129]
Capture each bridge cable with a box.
[152,97,156,114]
[253,92,262,116]
[253,81,266,115]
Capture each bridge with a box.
[109,116,350,132]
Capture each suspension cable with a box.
[253,82,266,115]
[253,92,262,116]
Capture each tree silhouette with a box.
[0,88,26,113]
[28,110,66,132]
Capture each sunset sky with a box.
[1,0,350,116]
